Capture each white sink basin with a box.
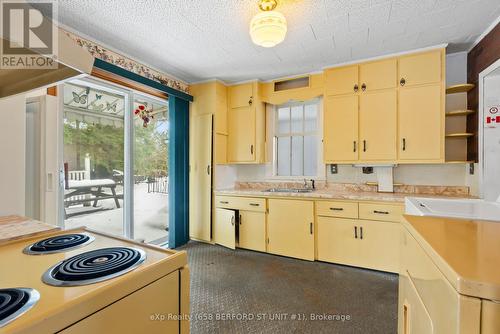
[405,197,500,222]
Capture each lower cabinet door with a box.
[398,273,434,334]
[238,210,266,252]
[267,199,314,261]
[317,217,360,266]
[60,271,180,334]
[357,220,400,273]
[214,208,236,249]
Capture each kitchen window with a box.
[274,100,318,177]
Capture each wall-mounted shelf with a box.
[445,133,474,138]
[446,84,475,94]
[445,110,476,117]
[445,160,474,164]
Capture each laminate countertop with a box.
[402,215,500,301]
[214,188,471,203]
[0,215,59,245]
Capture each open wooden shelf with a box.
[445,160,474,164]
[446,84,475,94]
[445,133,474,138]
[445,109,476,117]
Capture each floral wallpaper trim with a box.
[63,29,189,94]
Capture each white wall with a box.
[215,52,479,194]
[0,94,26,216]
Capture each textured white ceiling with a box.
[49,0,500,84]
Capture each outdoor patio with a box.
[65,182,168,244]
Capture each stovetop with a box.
[24,233,95,254]
[0,288,39,328]
[43,247,146,286]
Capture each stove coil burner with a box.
[0,288,40,328]
[43,247,146,286]
[24,233,95,254]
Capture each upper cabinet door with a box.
[399,85,443,161]
[324,95,359,163]
[325,65,359,96]
[359,58,397,91]
[399,51,442,87]
[227,106,256,162]
[359,90,397,161]
[229,83,254,109]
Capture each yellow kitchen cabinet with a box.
[317,216,400,273]
[359,58,397,91]
[215,133,227,164]
[325,65,359,96]
[398,274,434,334]
[398,84,443,161]
[399,50,442,87]
[238,210,266,252]
[227,82,265,164]
[227,105,256,162]
[267,199,314,261]
[229,82,254,108]
[356,220,401,273]
[214,208,236,249]
[324,95,359,163]
[317,217,360,265]
[189,113,213,242]
[359,90,397,161]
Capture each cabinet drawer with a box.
[316,201,358,218]
[215,196,266,212]
[359,203,403,222]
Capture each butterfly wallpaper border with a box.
[63,29,190,94]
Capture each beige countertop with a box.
[0,215,60,245]
[403,215,500,301]
[214,188,471,203]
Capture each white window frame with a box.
[271,98,324,180]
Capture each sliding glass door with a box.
[61,78,169,244]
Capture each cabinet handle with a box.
[353,84,359,92]
[250,145,254,155]
[231,216,235,226]
[220,201,229,204]
[249,96,253,105]
[402,138,406,151]
[354,226,358,239]
[330,207,344,211]
[239,214,242,225]
[361,83,366,91]
[400,78,406,86]
[310,223,313,235]
[363,140,366,152]
[207,165,210,175]
[373,210,389,215]
[360,226,363,240]
[249,203,260,206]
[353,140,357,152]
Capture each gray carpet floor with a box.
[179,241,398,334]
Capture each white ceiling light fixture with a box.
[250,0,287,48]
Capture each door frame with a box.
[59,76,169,240]
[478,58,500,199]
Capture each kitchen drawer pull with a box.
[353,141,357,152]
[329,207,344,211]
[250,145,254,155]
[373,210,389,215]
[310,223,313,235]
[353,84,359,92]
[402,138,406,151]
[249,203,260,206]
[400,78,406,86]
[220,201,229,204]
[363,140,367,152]
[231,216,235,226]
[361,83,366,91]
[354,226,358,239]
[239,214,242,225]
[360,226,363,239]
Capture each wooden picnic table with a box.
[64,179,122,208]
